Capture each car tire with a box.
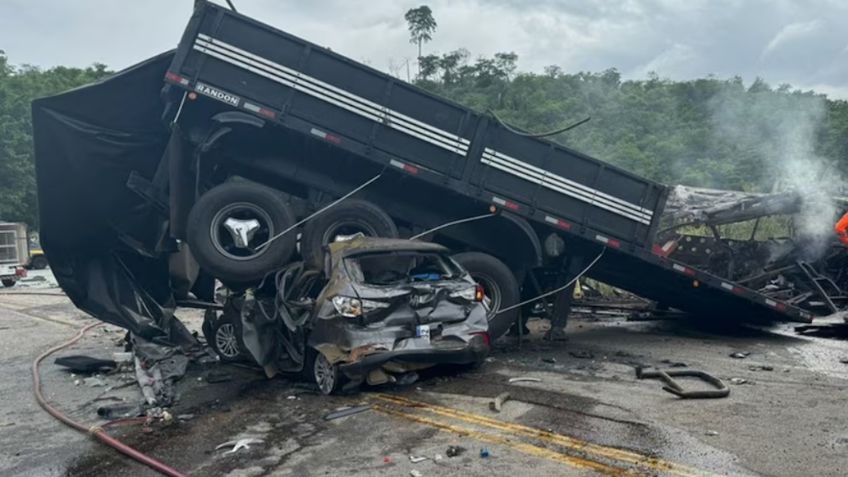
[1,279,16,288]
[30,256,48,270]
[306,348,344,395]
[204,312,246,362]
[187,182,297,284]
[301,199,398,269]
[452,252,520,341]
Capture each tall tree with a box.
[404,5,437,74]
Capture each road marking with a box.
[373,405,628,475]
[375,394,724,477]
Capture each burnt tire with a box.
[301,199,398,269]
[452,252,520,341]
[1,279,16,288]
[187,182,296,284]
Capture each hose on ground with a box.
[32,321,189,477]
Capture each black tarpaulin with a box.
[32,51,189,342]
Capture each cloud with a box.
[761,20,823,57]
[0,0,846,99]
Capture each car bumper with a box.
[339,335,489,379]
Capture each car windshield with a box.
[344,252,463,286]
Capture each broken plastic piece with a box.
[480,448,490,458]
[409,455,428,463]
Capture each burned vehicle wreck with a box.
[206,237,490,394]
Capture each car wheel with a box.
[30,256,48,270]
[187,182,297,284]
[1,279,16,288]
[301,199,398,269]
[204,314,245,362]
[452,252,520,341]
[308,349,343,395]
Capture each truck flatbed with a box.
[162,1,812,323]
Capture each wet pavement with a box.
[2,279,848,476]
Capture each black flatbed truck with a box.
[33,1,815,343]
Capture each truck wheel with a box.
[301,199,398,269]
[187,182,297,284]
[30,256,48,270]
[452,252,520,341]
[1,279,16,288]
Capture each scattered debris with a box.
[508,377,541,384]
[480,448,490,458]
[748,365,774,371]
[323,405,372,421]
[97,403,141,419]
[112,352,133,364]
[55,355,116,373]
[489,392,511,413]
[410,470,423,477]
[434,454,443,462]
[83,377,107,387]
[729,352,751,359]
[705,430,719,436]
[636,367,730,399]
[446,445,466,457]
[409,455,428,463]
[569,350,595,359]
[215,438,264,455]
[383,456,391,464]
[204,370,233,384]
[729,378,749,385]
[177,414,194,421]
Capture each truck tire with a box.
[1,279,16,288]
[301,199,398,269]
[187,182,296,284]
[452,252,520,341]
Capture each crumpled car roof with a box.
[328,237,448,258]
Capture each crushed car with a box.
[203,237,490,394]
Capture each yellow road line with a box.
[375,393,723,477]
[374,405,635,476]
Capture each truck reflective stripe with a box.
[193,35,469,156]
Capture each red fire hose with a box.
[32,321,189,477]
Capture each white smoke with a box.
[710,87,841,259]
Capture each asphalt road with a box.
[2,278,848,476]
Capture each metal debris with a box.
[324,405,372,421]
[215,438,265,454]
[508,377,541,384]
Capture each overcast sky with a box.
[1,0,846,98]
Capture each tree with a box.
[404,5,437,74]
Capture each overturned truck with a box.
[33,1,828,360]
